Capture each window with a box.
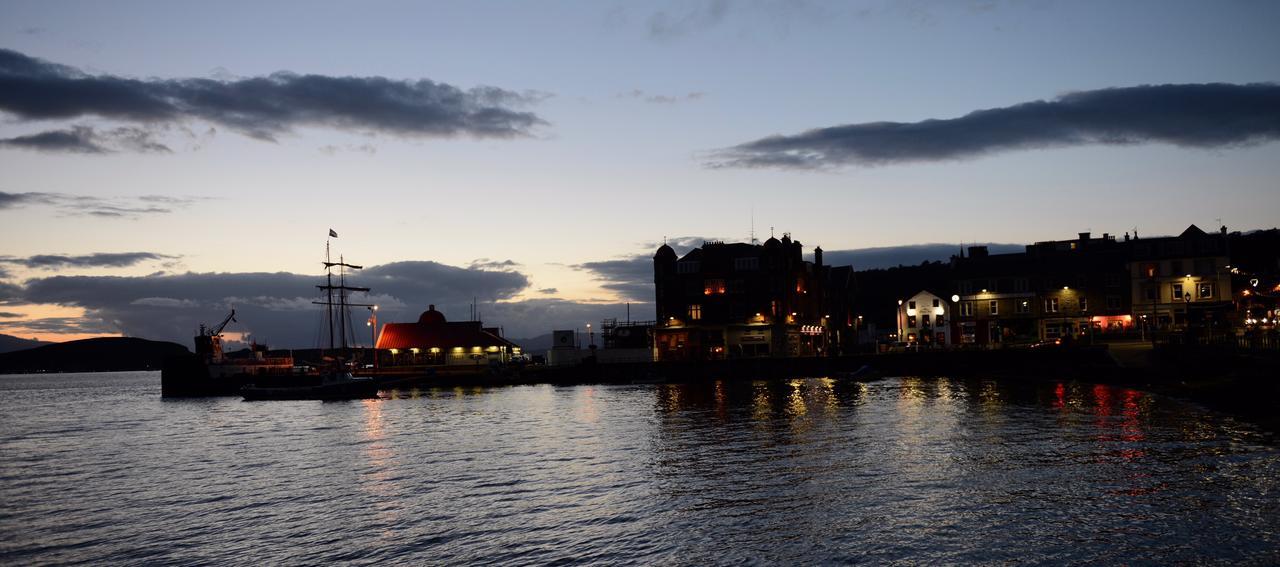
[922,314,931,327]
[960,302,974,317]
[932,298,940,308]
[908,300,917,310]
[1044,298,1059,313]
[1198,283,1215,299]
[1104,273,1122,286]
[1170,260,1183,275]
[1079,297,1088,311]
[989,300,999,316]
[1171,283,1184,301]
[1014,278,1029,292]
[1107,295,1122,309]
[677,261,700,274]
[1142,263,1158,278]
[688,304,702,320]
[1016,299,1030,314]
[907,315,917,328]
[936,315,945,327]
[1145,285,1157,301]
[959,281,972,294]
[704,279,726,295]
[733,257,759,271]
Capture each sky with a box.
[1,0,1278,345]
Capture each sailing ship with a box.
[241,230,380,401]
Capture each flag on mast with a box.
[329,229,338,238]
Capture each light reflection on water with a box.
[1,371,1278,564]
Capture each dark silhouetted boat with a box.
[240,229,381,401]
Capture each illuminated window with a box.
[704,279,726,295]
[1142,263,1158,278]
[1016,300,1030,314]
[936,315,945,327]
[907,315,917,328]
[988,300,999,316]
[1044,298,1059,313]
[1198,283,1215,299]
[688,304,702,320]
[921,314,931,327]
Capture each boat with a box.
[161,310,299,397]
[240,229,382,401]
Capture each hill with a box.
[0,337,191,374]
[0,333,53,354]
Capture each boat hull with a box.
[241,378,381,401]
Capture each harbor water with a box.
[2,372,1278,564]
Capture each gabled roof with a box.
[1180,224,1208,238]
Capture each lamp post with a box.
[366,305,378,368]
[1183,292,1192,337]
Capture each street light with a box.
[366,305,379,369]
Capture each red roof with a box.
[375,320,517,350]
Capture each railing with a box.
[1156,330,1280,352]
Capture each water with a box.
[1,372,1278,565]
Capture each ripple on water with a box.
[1,372,1279,564]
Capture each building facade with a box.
[1128,225,1233,331]
[375,305,521,366]
[653,235,853,360]
[896,290,952,346]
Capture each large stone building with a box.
[1128,224,1233,331]
[652,234,855,360]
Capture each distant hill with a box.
[0,333,53,354]
[511,333,554,354]
[0,337,191,374]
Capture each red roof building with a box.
[375,305,520,365]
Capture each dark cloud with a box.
[1,316,115,335]
[0,48,547,146]
[0,125,108,153]
[537,287,559,294]
[0,311,22,318]
[711,83,1280,169]
[0,191,194,217]
[15,261,532,347]
[574,236,714,302]
[3,252,177,269]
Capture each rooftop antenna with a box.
[750,206,757,245]
[770,226,775,239]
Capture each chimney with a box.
[814,246,823,267]
[967,245,988,258]
[1078,232,1090,241]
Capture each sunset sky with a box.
[2,0,1278,345]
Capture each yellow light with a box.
[388,348,399,355]
[429,347,440,354]
[410,347,420,354]
[1063,286,1069,290]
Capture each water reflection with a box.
[2,373,1278,565]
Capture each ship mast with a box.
[313,229,372,357]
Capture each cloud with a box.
[617,89,706,104]
[573,236,714,302]
[0,125,108,153]
[0,191,196,217]
[0,316,115,335]
[647,0,730,39]
[14,260,532,346]
[0,48,547,147]
[0,311,23,318]
[537,287,558,294]
[3,252,177,269]
[710,83,1280,169]
[468,258,520,270]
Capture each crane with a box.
[199,310,237,337]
